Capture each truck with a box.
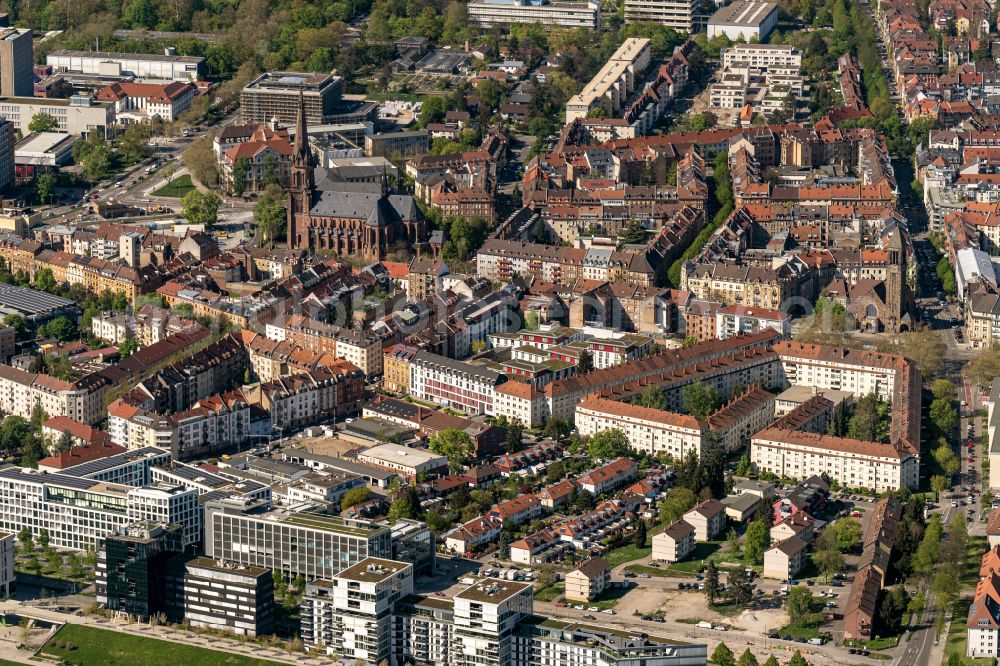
[696,621,713,629]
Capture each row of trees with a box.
[711,643,807,666]
[667,150,734,287]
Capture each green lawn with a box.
[945,598,995,666]
[152,174,196,198]
[604,542,651,568]
[624,564,683,577]
[40,624,284,666]
[535,583,564,602]
[844,635,900,650]
[962,536,990,588]
[668,542,721,573]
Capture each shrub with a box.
[65,641,75,650]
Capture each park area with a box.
[152,174,196,198]
[39,624,283,666]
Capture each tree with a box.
[877,586,909,635]
[787,586,814,625]
[122,0,159,28]
[587,428,631,459]
[930,474,949,497]
[341,486,372,510]
[726,528,741,557]
[118,338,139,358]
[54,432,73,453]
[231,156,250,196]
[388,486,422,522]
[658,487,697,523]
[788,654,808,666]
[523,311,539,331]
[931,379,957,402]
[28,112,59,133]
[711,642,735,666]
[704,560,720,604]
[814,546,843,580]
[730,456,751,483]
[634,519,648,548]
[429,428,474,472]
[729,569,755,605]
[637,385,666,409]
[929,398,959,436]
[38,528,49,550]
[933,444,960,478]
[183,136,219,188]
[847,393,889,442]
[578,349,593,373]
[763,657,779,666]
[119,123,149,164]
[914,515,943,574]
[418,96,448,128]
[498,530,513,559]
[3,314,26,339]
[66,552,83,579]
[831,518,862,552]
[682,382,719,419]
[743,519,771,565]
[181,189,221,229]
[254,184,287,244]
[504,417,524,454]
[17,527,32,552]
[35,173,55,205]
[737,649,758,666]
[45,316,76,341]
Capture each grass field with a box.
[40,624,284,666]
[535,583,564,602]
[668,542,721,573]
[844,635,899,650]
[152,174,196,198]
[945,598,995,666]
[962,536,990,587]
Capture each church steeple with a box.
[288,91,313,250]
[293,90,309,163]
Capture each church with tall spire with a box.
[287,93,427,260]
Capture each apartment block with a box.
[409,350,506,415]
[125,483,201,548]
[0,531,12,597]
[624,0,697,31]
[565,557,610,602]
[468,0,600,28]
[183,558,275,637]
[203,498,392,580]
[652,520,695,562]
[301,558,414,663]
[566,39,652,123]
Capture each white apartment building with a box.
[624,0,697,31]
[468,0,601,29]
[0,531,13,597]
[721,44,802,69]
[652,520,695,562]
[0,364,109,425]
[409,350,506,416]
[452,579,535,666]
[576,396,706,459]
[987,379,1000,491]
[0,467,132,549]
[774,342,898,404]
[716,305,792,339]
[301,558,414,664]
[750,427,919,491]
[91,312,132,344]
[126,483,201,548]
[566,38,652,123]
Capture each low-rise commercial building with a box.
[47,50,205,82]
[707,0,779,41]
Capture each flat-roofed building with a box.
[46,49,205,82]
[624,0,697,30]
[240,72,345,125]
[468,0,601,28]
[182,557,275,637]
[357,442,449,480]
[0,531,12,597]
[15,131,76,169]
[0,95,115,136]
[707,0,779,41]
[0,29,32,97]
[203,497,392,579]
[566,38,652,123]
